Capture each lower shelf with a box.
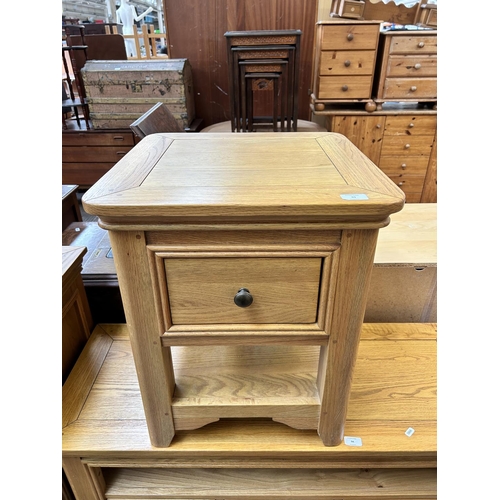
[102,467,437,499]
[171,344,321,430]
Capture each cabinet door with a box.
[328,115,385,164]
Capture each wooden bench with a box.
[63,321,437,499]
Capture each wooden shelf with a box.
[103,467,437,498]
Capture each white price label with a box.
[340,194,369,200]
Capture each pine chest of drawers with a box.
[373,29,437,108]
[82,132,404,447]
[311,20,381,112]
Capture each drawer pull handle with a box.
[401,163,407,169]
[418,41,425,48]
[113,136,125,141]
[414,63,421,70]
[410,86,417,92]
[342,85,348,92]
[344,60,351,67]
[347,33,354,41]
[405,144,411,149]
[408,123,414,128]
[116,151,127,156]
[234,288,253,308]
[398,182,404,186]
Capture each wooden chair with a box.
[129,102,184,139]
[62,44,90,129]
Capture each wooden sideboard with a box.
[62,129,139,188]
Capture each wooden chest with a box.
[81,59,196,129]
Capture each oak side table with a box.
[82,132,405,447]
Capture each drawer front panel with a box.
[320,50,376,76]
[61,132,135,146]
[387,174,425,193]
[318,75,373,99]
[382,77,437,99]
[386,55,437,77]
[165,257,322,325]
[384,115,437,136]
[389,35,437,54]
[62,146,133,163]
[62,162,115,186]
[378,155,430,176]
[380,135,435,157]
[321,24,379,50]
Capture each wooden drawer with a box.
[386,55,437,77]
[61,131,135,146]
[378,155,430,176]
[318,75,373,99]
[62,146,133,163]
[319,50,376,76]
[62,162,117,186]
[381,77,437,99]
[380,135,435,157]
[321,24,380,50]
[164,256,322,325]
[387,174,426,195]
[384,115,437,135]
[389,34,437,54]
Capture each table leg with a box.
[108,230,176,447]
[317,228,379,445]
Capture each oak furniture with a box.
[311,20,381,112]
[130,102,184,139]
[82,132,404,447]
[62,185,82,231]
[313,104,437,202]
[372,29,437,109]
[62,246,93,383]
[63,321,437,499]
[62,203,436,324]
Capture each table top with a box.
[82,132,405,227]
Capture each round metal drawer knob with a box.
[405,144,411,149]
[342,85,349,91]
[347,33,354,41]
[414,63,421,70]
[410,86,417,92]
[408,123,414,128]
[234,288,253,308]
[401,163,407,169]
[418,42,425,48]
[344,60,351,67]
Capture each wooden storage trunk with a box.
[81,59,195,130]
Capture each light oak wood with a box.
[62,246,93,383]
[81,132,405,447]
[62,322,436,498]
